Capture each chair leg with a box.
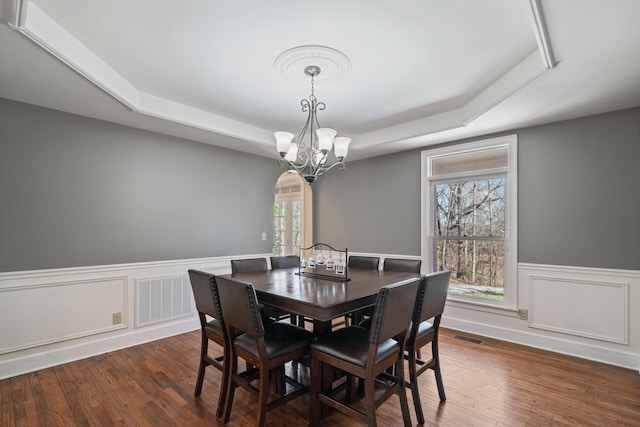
[408,349,425,425]
[396,358,412,427]
[364,371,377,427]
[432,339,446,402]
[222,354,237,423]
[194,335,208,396]
[215,347,229,418]
[256,364,270,427]
[193,346,208,396]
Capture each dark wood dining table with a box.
[221,267,421,335]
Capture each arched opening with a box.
[273,171,312,255]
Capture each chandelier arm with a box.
[296,147,311,169]
[296,99,313,150]
[314,160,346,178]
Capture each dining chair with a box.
[309,278,420,427]
[355,257,423,326]
[269,255,300,269]
[405,270,450,425]
[231,257,269,274]
[347,255,380,271]
[340,256,381,327]
[383,257,422,274]
[230,258,291,322]
[187,269,229,418]
[270,255,309,327]
[215,276,316,427]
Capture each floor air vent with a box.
[135,274,194,327]
[454,335,483,344]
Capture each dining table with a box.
[220,266,421,335]
[220,265,422,417]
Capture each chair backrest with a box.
[368,278,420,344]
[415,270,450,324]
[188,269,223,320]
[348,256,380,271]
[383,258,422,274]
[270,255,300,269]
[231,258,268,274]
[215,276,265,338]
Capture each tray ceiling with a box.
[1,0,639,161]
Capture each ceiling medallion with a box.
[274,45,351,85]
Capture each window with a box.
[273,175,305,256]
[422,135,517,308]
[273,196,301,256]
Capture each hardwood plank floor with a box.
[1,328,639,426]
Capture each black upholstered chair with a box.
[231,257,268,274]
[230,258,290,322]
[340,256,380,326]
[270,255,300,269]
[347,255,380,271]
[216,276,316,427]
[405,270,450,424]
[355,258,423,325]
[187,269,229,418]
[271,255,309,326]
[309,278,420,427]
[383,258,422,274]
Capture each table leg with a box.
[312,319,342,418]
[312,319,333,336]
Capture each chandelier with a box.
[274,65,351,184]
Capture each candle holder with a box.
[297,243,349,282]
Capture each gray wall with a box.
[3,98,638,272]
[314,149,422,255]
[0,98,282,272]
[315,107,640,270]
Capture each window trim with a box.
[421,135,518,310]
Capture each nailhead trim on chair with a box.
[245,284,265,337]
[370,286,388,342]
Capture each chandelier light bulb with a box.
[274,131,294,156]
[284,144,298,162]
[333,137,351,161]
[316,128,337,152]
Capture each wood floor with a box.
[2,328,639,426]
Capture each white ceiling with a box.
[1,0,639,162]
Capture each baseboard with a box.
[442,317,640,373]
[0,317,199,380]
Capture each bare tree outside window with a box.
[434,176,505,300]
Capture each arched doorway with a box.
[273,171,312,255]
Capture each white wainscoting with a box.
[528,274,628,344]
[0,254,271,380]
[1,257,638,379]
[0,275,128,355]
[442,262,639,371]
